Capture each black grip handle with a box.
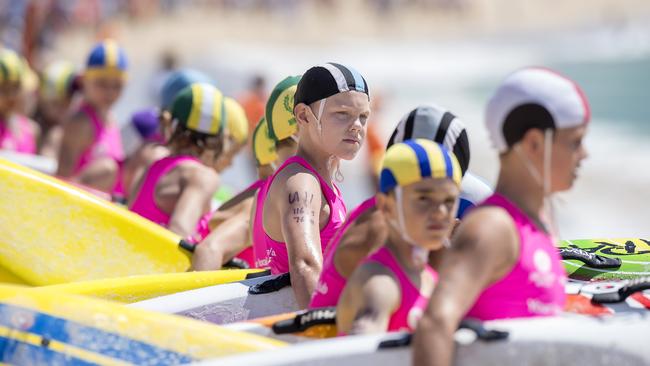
[248,273,291,295]
[559,247,621,269]
[376,320,508,350]
[272,307,336,335]
[179,239,196,253]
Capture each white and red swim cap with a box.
[485,67,590,153]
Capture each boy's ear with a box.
[294,103,310,126]
[520,128,545,154]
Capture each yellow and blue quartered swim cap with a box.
[171,83,225,136]
[252,117,278,166]
[84,39,128,78]
[224,97,249,145]
[266,75,300,141]
[0,48,24,84]
[40,61,76,99]
[379,139,462,193]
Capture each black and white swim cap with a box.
[294,62,369,106]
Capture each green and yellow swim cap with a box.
[40,61,76,100]
[171,83,225,136]
[252,117,278,166]
[0,48,24,84]
[379,139,462,193]
[224,97,249,145]
[266,75,300,141]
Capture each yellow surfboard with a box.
[0,284,285,365]
[39,269,269,303]
[0,157,193,285]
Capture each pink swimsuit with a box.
[232,179,267,268]
[253,156,347,274]
[365,246,437,332]
[309,197,376,308]
[0,115,36,154]
[466,193,566,320]
[252,178,270,268]
[74,103,125,194]
[129,155,212,241]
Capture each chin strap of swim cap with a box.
[542,128,560,240]
[392,187,429,267]
[514,129,559,239]
[316,98,326,132]
[311,98,343,182]
[443,238,451,248]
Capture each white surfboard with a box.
[130,274,298,324]
[195,313,650,366]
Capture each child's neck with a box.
[296,144,335,186]
[85,100,110,121]
[385,229,426,274]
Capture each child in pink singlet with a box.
[56,40,126,194]
[413,67,589,366]
[35,61,79,159]
[193,76,300,271]
[336,139,462,334]
[129,83,225,244]
[309,104,491,309]
[254,64,370,308]
[0,49,39,154]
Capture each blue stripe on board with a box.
[0,303,194,365]
[404,140,431,179]
[0,335,96,366]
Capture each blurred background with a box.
[3,0,649,238]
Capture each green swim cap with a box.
[266,75,301,141]
[252,117,278,166]
[0,48,24,84]
[171,83,225,136]
[40,61,76,100]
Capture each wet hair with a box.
[167,125,224,156]
[502,103,555,148]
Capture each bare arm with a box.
[278,170,324,308]
[335,207,387,278]
[167,164,220,239]
[191,199,253,271]
[337,262,400,335]
[56,114,92,177]
[123,144,169,197]
[412,207,519,366]
[39,125,63,159]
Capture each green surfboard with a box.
[558,238,650,281]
